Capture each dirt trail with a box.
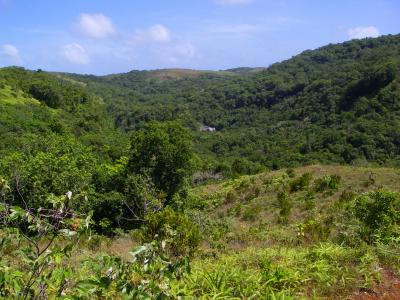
[351,270,400,300]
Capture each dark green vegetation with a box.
[0,34,400,299]
[61,34,400,173]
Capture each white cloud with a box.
[62,43,90,64]
[214,0,253,6]
[1,44,22,64]
[2,44,19,58]
[347,26,380,39]
[149,25,171,42]
[134,24,171,43]
[76,13,115,38]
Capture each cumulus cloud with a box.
[347,26,380,39]
[62,43,90,64]
[76,13,115,38]
[214,0,253,6]
[149,25,171,42]
[2,44,19,58]
[134,24,171,43]
[1,44,22,64]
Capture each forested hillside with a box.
[0,67,128,159]
[62,34,400,174]
[1,35,400,299]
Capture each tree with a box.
[29,82,63,108]
[0,134,95,208]
[127,121,194,205]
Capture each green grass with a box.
[180,165,400,298]
[0,85,41,105]
[170,243,381,299]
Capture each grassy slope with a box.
[179,165,400,299]
[0,85,41,105]
[44,165,399,299]
[0,85,57,153]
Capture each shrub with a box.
[214,162,232,178]
[141,208,200,258]
[0,135,95,208]
[233,203,242,217]
[302,191,316,211]
[259,259,298,291]
[297,218,330,243]
[314,174,341,193]
[289,172,313,193]
[0,183,91,299]
[124,174,162,221]
[277,191,292,222]
[237,177,251,190]
[29,82,64,108]
[242,205,259,221]
[225,190,237,204]
[84,191,125,234]
[353,190,400,242]
[231,158,264,177]
[339,190,356,203]
[286,168,296,178]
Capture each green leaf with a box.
[10,206,25,219]
[59,229,77,237]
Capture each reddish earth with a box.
[351,270,400,300]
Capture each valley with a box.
[1,34,400,299]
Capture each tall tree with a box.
[128,121,194,205]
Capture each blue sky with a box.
[0,0,399,74]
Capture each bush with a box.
[214,162,232,178]
[301,191,316,211]
[297,218,330,243]
[259,259,298,291]
[242,205,259,221]
[84,191,125,234]
[289,172,313,192]
[339,190,356,203]
[225,190,237,204]
[353,190,400,242]
[124,174,162,221]
[286,168,296,178]
[231,158,264,177]
[141,208,200,258]
[29,82,64,108]
[314,174,341,193]
[0,135,95,208]
[277,191,292,222]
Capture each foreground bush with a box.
[354,190,400,243]
[0,176,198,299]
[141,208,201,258]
